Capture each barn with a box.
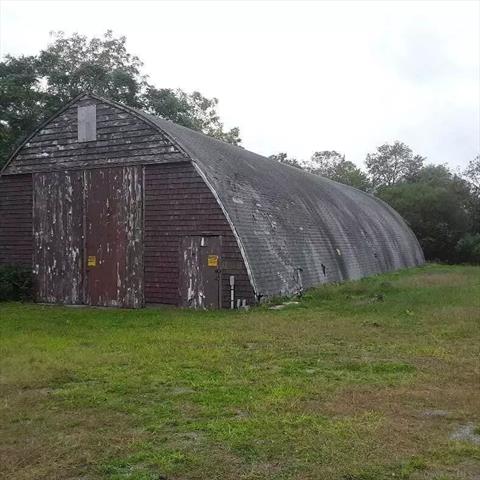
[0,93,424,308]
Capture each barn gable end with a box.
[0,94,256,308]
[1,95,186,175]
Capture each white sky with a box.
[0,0,479,170]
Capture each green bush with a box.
[0,265,33,301]
[455,233,480,264]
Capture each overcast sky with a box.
[1,0,479,169]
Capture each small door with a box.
[179,235,222,308]
[85,167,143,307]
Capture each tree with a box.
[309,150,371,191]
[0,55,47,163]
[455,233,480,264]
[464,155,480,192]
[0,31,240,166]
[270,150,371,191]
[144,88,241,145]
[365,141,425,188]
[269,152,304,170]
[413,163,452,186]
[462,155,480,235]
[378,164,472,261]
[36,31,147,108]
[308,150,345,175]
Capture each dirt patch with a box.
[322,382,479,421]
[0,402,144,480]
[398,272,468,288]
[170,386,195,395]
[450,423,480,445]
[311,380,480,465]
[421,409,449,418]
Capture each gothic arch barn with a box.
[0,94,424,308]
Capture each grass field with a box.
[1,264,479,480]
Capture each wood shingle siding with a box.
[144,162,255,307]
[0,174,33,267]
[5,98,186,175]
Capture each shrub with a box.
[455,233,480,265]
[0,265,33,301]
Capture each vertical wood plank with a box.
[124,165,144,308]
[85,166,143,308]
[33,171,84,304]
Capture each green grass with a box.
[1,264,479,480]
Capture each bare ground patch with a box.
[398,271,470,288]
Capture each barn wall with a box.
[2,96,186,175]
[144,162,255,307]
[0,174,33,267]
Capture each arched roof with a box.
[1,93,424,298]
[135,109,424,298]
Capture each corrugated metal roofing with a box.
[136,110,424,299]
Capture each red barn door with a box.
[85,167,143,307]
[33,167,143,307]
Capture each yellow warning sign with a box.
[87,256,97,267]
[208,255,219,267]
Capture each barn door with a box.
[33,171,84,304]
[179,235,222,308]
[85,167,143,308]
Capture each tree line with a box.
[1,31,478,264]
[0,30,240,165]
[270,147,480,264]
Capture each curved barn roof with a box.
[1,93,424,299]
[134,109,424,298]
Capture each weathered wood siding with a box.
[33,171,84,304]
[179,235,222,309]
[2,95,256,308]
[0,174,33,267]
[85,166,143,308]
[144,162,255,307]
[2,96,186,175]
[32,167,143,307]
[123,166,144,308]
